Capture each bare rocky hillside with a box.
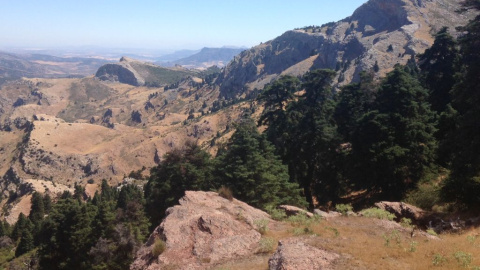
[218,0,475,98]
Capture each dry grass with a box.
[218,215,480,270]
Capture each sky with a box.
[0,0,368,52]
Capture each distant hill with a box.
[156,47,246,69]
[0,51,110,83]
[217,0,475,98]
[95,56,198,86]
[155,49,200,63]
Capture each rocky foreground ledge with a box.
[131,191,339,270]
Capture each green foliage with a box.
[256,237,275,254]
[404,184,440,210]
[152,238,166,257]
[215,118,306,210]
[335,204,353,215]
[453,251,472,268]
[400,218,413,228]
[426,229,438,236]
[352,66,437,199]
[265,205,287,221]
[383,230,401,247]
[254,219,269,235]
[15,230,34,257]
[442,2,480,206]
[432,253,447,266]
[145,141,215,226]
[360,208,395,221]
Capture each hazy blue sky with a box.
[1,0,368,50]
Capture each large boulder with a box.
[130,191,273,270]
[269,237,340,270]
[374,201,426,221]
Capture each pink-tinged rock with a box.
[131,191,272,270]
[269,237,340,270]
[278,205,313,218]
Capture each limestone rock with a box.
[314,209,342,219]
[217,0,475,98]
[130,191,272,270]
[374,201,426,221]
[269,237,340,270]
[279,205,313,218]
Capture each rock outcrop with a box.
[269,237,340,270]
[95,57,145,86]
[95,56,196,86]
[374,201,426,221]
[131,191,273,270]
[217,0,475,98]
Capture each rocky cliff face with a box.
[218,0,474,98]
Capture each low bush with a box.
[360,208,395,221]
[152,238,166,257]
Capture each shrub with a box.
[265,205,287,221]
[405,184,440,210]
[256,237,275,253]
[152,238,166,257]
[335,204,353,215]
[360,208,395,221]
[453,251,472,268]
[254,219,269,235]
[432,253,447,266]
[400,218,413,228]
[426,229,438,236]
[218,186,233,201]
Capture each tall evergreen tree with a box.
[442,0,480,205]
[352,65,437,199]
[15,229,34,257]
[145,141,214,226]
[215,118,305,209]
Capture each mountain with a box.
[0,51,110,83]
[155,49,201,63]
[157,47,246,69]
[217,0,475,98]
[95,56,198,86]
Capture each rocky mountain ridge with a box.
[218,0,475,98]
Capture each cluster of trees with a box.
[3,182,150,270]
[258,0,480,208]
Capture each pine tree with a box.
[15,229,34,257]
[215,118,305,209]
[145,141,214,226]
[29,192,45,227]
[352,65,437,199]
[442,0,480,205]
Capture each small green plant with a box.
[426,229,438,236]
[218,186,233,201]
[325,226,339,237]
[257,237,275,253]
[152,238,166,257]
[265,205,287,221]
[335,204,353,215]
[432,253,447,266]
[293,226,314,235]
[360,208,395,221]
[467,235,477,244]
[453,251,472,268]
[254,219,269,235]
[407,241,417,252]
[400,218,413,228]
[383,230,401,247]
